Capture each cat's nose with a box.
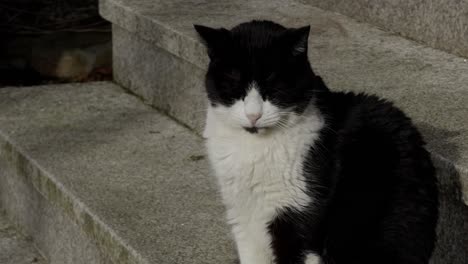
[246,113,262,125]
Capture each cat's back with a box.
[309,90,437,201]
[312,91,438,263]
[321,91,428,158]
[316,90,437,187]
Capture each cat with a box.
[195,20,438,264]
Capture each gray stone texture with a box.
[113,25,207,133]
[0,210,47,264]
[299,0,468,59]
[0,82,235,264]
[0,156,113,264]
[101,0,468,203]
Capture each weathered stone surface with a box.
[102,0,468,203]
[113,25,207,133]
[0,82,235,264]
[299,0,468,59]
[0,157,114,264]
[0,210,47,264]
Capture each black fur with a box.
[195,20,438,264]
[194,21,317,111]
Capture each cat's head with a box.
[195,20,322,134]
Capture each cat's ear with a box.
[283,25,310,56]
[194,24,230,58]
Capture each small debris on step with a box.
[190,155,205,161]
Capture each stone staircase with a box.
[0,0,467,263]
[0,82,234,264]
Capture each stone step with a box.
[0,82,235,264]
[0,210,47,264]
[99,0,468,207]
[297,0,468,59]
[0,82,466,263]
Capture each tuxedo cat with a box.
[195,20,438,264]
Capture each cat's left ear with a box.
[283,26,310,56]
[194,24,230,58]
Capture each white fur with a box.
[244,83,263,118]
[304,253,322,264]
[204,88,324,264]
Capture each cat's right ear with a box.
[194,25,230,58]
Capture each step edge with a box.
[430,150,468,205]
[100,0,208,70]
[0,128,151,264]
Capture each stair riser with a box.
[0,139,142,264]
[299,0,468,59]
[0,151,111,264]
[113,25,207,134]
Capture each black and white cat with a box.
[195,20,438,264]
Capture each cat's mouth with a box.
[244,127,259,134]
[243,126,270,134]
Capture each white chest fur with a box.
[204,106,323,264]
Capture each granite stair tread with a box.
[0,82,235,264]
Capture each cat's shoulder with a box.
[324,91,424,143]
[328,91,394,111]
[327,91,407,121]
